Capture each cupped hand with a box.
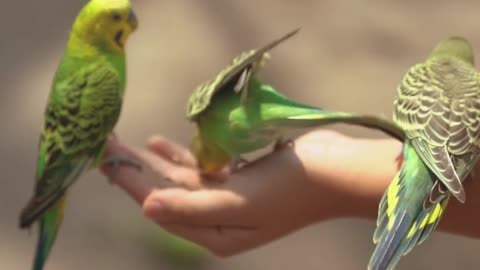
[101,131,403,256]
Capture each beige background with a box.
[1,0,480,269]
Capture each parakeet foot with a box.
[198,165,230,182]
[229,158,250,173]
[199,171,228,183]
[395,150,404,169]
[273,138,294,152]
[102,155,142,184]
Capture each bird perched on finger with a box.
[186,29,405,176]
[19,0,138,269]
[369,36,480,270]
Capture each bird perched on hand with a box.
[19,0,138,269]
[369,36,480,270]
[186,29,405,176]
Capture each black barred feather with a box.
[393,47,480,203]
[371,37,480,270]
[20,60,122,228]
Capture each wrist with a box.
[294,131,402,222]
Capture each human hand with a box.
[101,130,480,257]
[101,130,402,256]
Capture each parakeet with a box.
[369,37,480,270]
[19,1,138,269]
[186,29,405,175]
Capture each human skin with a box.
[101,130,480,257]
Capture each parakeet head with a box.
[71,0,138,52]
[430,36,474,64]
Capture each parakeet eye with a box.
[112,13,122,22]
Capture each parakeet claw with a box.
[155,176,183,189]
[229,158,249,173]
[395,150,404,169]
[273,138,294,151]
[102,155,142,184]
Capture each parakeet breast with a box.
[196,87,283,155]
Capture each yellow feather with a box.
[406,223,417,239]
[386,174,401,230]
[427,203,444,226]
[54,195,67,229]
[191,129,231,175]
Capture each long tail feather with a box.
[286,113,405,141]
[32,194,67,270]
[249,80,405,141]
[369,143,448,270]
[19,191,66,229]
[370,211,411,270]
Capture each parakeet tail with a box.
[32,194,67,270]
[20,155,91,228]
[286,112,405,141]
[368,143,448,270]
[252,81,404,141]
[19,191,66,229]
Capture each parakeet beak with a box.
[127,9,138,31]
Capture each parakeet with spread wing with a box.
[19,1,138,269]
[369,36,480,270]
[186,29,404,176]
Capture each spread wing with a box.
[186,28,299,120]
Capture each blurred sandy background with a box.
[1,0,480,269]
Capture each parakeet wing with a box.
[20,61,122,228]
[370,37,480,270]
[393,59,480,202]
[186,28,300,120]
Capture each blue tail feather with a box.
[369,142,446,270]
[32,195,66,270]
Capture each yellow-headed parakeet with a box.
[19,0,138,269]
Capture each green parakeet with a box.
[19,1,138,269]
[186,29,404,175]
[369,37,479,270]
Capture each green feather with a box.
[19,1,137,269]
[186,28,300,120]
[393,36,479,203]
[33,196,67,270]
[187,29,404,174]
[369,142,447,270]
[370,36,480,270]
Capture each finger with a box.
[141,136,205,189]
[147,135,197,168]
[101,139,155,204]
[104,138,204,191]
[160,223,257,257]
[143,187,253,226]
